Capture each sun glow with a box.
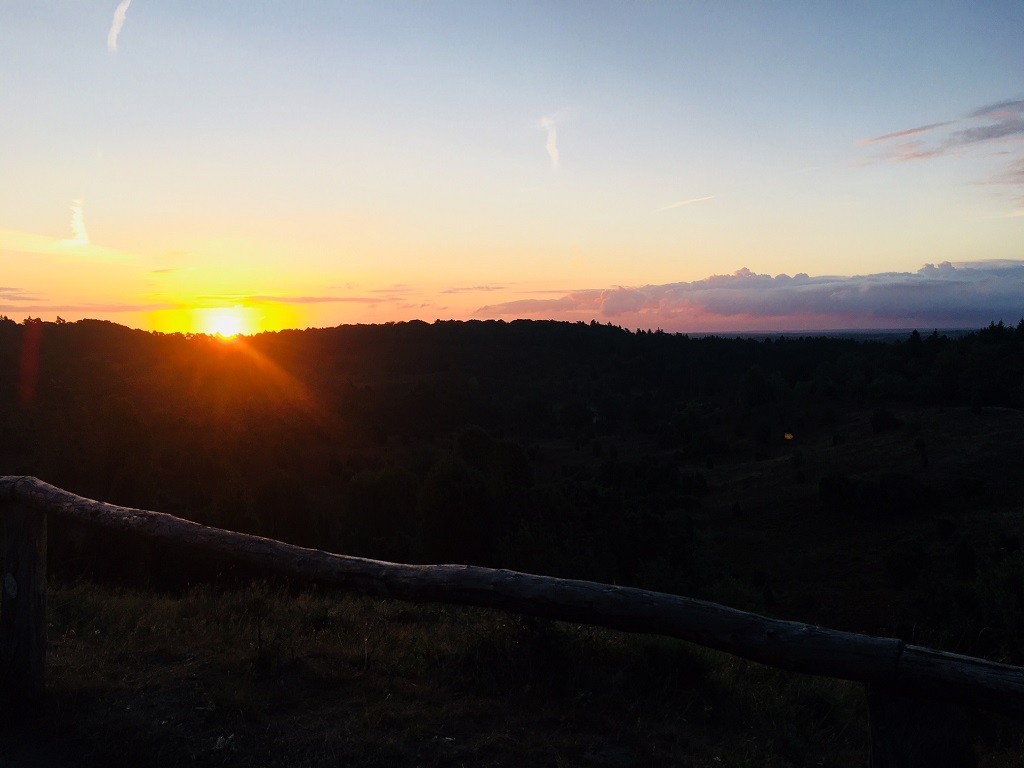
[146,302,301,336]
[199,307,255,339]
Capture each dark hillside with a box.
[1,317,1023,605]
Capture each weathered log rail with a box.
[2,476,1019,765]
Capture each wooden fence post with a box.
[867,684,976,768]
[0,496,47,702]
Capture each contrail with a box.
[107,0,133,53]
[540,116,559,170]
[69,200,90,245]
[656,195,716,212]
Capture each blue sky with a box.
[1,2,1022,332]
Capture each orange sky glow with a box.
[1,4,1021,334]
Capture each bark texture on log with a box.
[3,476,1024,717]
[897,645,1024,716]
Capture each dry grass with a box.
[0,580,874,767]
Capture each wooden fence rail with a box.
[2,475,1019,766]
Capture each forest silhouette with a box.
[2,315,1024,663]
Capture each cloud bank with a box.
[475,261,1024,332]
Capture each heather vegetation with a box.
[1,316,1024,765]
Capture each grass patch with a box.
[0,579,883,767]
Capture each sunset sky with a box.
[2,2,1022,334]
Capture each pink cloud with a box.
[859,122,952,146]
[861,98,1024,177]
[474,262,1024,332]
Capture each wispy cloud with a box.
[859,122,952,146]
[254,295,384,304]
[990,159,1024,186]
[540,116,559,169]
[655,195,716,213]
[65,200,90,246]
[861,98,1024,206]
[475,262,1024,332]
[201,294,386,305]
[0,287,38,302]
[897,141,944,161]
[107,0,133,53]
[862,99,1024,158]
[538,110,572,171]
[441,285,506,294]
[968,99,1024,119]
[0,301,178,314]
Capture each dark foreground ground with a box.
[1,549,1023,765]
[0,582,880,767]
[2,321,1023,765]
[2,404,1024,766]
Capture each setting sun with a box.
[200,307,253,339]
[144,303,300,336]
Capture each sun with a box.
[147,303,300,336]
[200,307,253,339]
